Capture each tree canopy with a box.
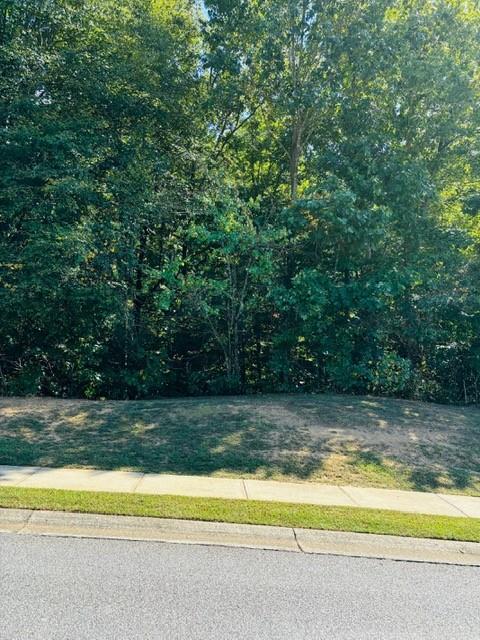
[1,0,480,402]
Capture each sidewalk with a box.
[1,465,479,518]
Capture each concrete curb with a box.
[1,508,479,566]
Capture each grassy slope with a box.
[1,393,479,495]
[0,486,479,542]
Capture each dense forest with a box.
[1,0,480,402]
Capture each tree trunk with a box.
[133,226,147,335]
[289,116,304,200]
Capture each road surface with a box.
[1,533,479,639]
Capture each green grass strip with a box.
[0,486,479,542]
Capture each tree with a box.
[1,0,479,402]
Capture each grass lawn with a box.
[0,486,479,542]
[1,393,479,495]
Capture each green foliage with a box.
[1,0,480,402]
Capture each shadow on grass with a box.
[0,394,479,493]
[409,467,475,492]
[0,403,324,480]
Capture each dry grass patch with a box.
[1,393,479,495]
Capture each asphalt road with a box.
[1,533,479,640]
